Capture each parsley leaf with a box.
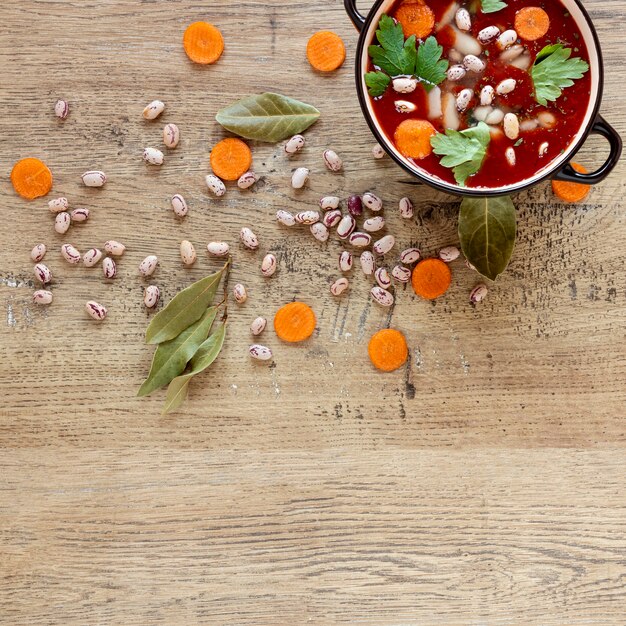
[416,37,449,92]
[365,71,391,97]
[368,14,417,77]
[430,122,491,186]
[481,0,507,13]
[531,44,589,105]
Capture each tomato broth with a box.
[366,0,592,189]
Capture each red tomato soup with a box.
[366,0,592,189]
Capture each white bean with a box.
[455,8,471,31]
[447,64,467,81]
[505,147,516,166]
[291,167,310,189]
[439,246,460,263]
[463,54,485,73]
[54,99,69,120]
[473,106,492,122]
[395,100,418,114]
[497,29,518,50]
[539,142,549,157]
[485,108,505,125]
[456,88,473,112]
[372,144,386,159]
[70,208,90,223]
[285,134,305,154]
[520,119,539,132]
[470,284,488,303]
[503,113,520,140]
[496,78,517,95]
[392,76,418,93]
[538,111,557,128]
[454,30,482,56]
[480,85,495,106]
[81,171,107,187]
[478,26,500,43]
[48,197,68,213]
[427,85,443,119]
[207,242,230,257]
[34,263,51,284]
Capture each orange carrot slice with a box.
[394,119,436,160]
[306,31,346,72]
[411,258,452,300]
[394,2,435,39]
[368,329,409,372]
[274,302,316,343]
[183,22,224,64]
[11,158,53,200]
[515,7,550,41]
[210,138,252,181]
[552,163,590,202]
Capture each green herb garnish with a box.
[365,15,448,97]
[430,122,491,186]
[531,44,589,106]
[481,0,507,13]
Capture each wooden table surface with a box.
[1,1,625,623]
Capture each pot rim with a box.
[354,0,605,197]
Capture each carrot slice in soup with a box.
[394,2,435,39]
[274,302,316,343]
[394,119,436,160]
[368,329,409,372]
[551,163,591,202]
[183,22,224,64]
[11,158,53,200]
[515,7,550,41]
[306,31,346,72]
[210,138,252,181]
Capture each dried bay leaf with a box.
[137,306,219,397]
[215,93,320,142]
[162,322,227,415]
[145,264,226,345]
[458,196,517,281]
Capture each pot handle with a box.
[344,0,367,31]
[553,115,623,185]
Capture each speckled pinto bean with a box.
[83,248,103,267]
[85,301,107,320]
[171,194,188,217]
[336,214,356,239]
[323,209,342,228]
[144,285,160,309]
[249,344,273,361]
[261,254,277,277]
[330,277,349,296]
[310,222,329,242]
[61,243,81,265]
[370,286,394,307]
[207,242,230,257]
[240,227,259,250]
[250,317,267,336]
[30,243,46,262]
[295,210,320,225]
[360,251,375,276]
[102,257,117,278]
[320,196,340,210]
[276,210,296,226]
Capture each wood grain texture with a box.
[0,0,625,624]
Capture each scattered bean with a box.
[240,227,259,250]
[261,253,277,277]
[323,209,342,228]
[310,222,330,242]
[400,247,421,264]
[102,256,117,278]
[339,250,353,272]
[61,243,81,265]
[439,246,460,263]
[375,267,391,289]
[347,194,363,217]
[30,243,46,262]
[363,216,385,232]
[371,286,394,307]
[373,234,395,255]
[250,317,267,336]
[362,192,382,212]
[171,194,188,217]
[291,167,310,189]
[349,232,372,248]
[276,210,296,226]
[33,290,53,305]
[497,78,517,95]
[180,240,197,266]
[104,241,126,256]
[505,146,516,166]
[284,134,305,154]
[139,255,158,277]
[83,248,103,267]
[330,277,349,296]
[372,143,385,159]
[85,300,107,320]
[143,147,164,165]
[399,197,414,219]
[162,123,180,148]
[447,64,467,81]
[478,25,500,43]
[463,54,485,73]
[82,171,107,187]
[206,242,230,257]
[455,7,471,31]
[142,100,165,120]
[144,285,160,309]
[237,171,258,189]
[233,283,247,304]
[496,29,518,50]
[295,210,320,225]
[48,197,68,213]
[320,196,340,210]
[456,88,473,112]
[503,112,520,140]
[480,85,495,106]
[205,174,226,197]
[392,265,411,283]
[70,208,89,223]
[54,212,71,234]
[336,214,356,239]
[392,75,418,93]
[360,251,375,276]
[249,344,273,361]
[323,149,343,172]
[34,263,51,284]
[470,283,488,303]
[54,99,69,120]
[395,100,417,113]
